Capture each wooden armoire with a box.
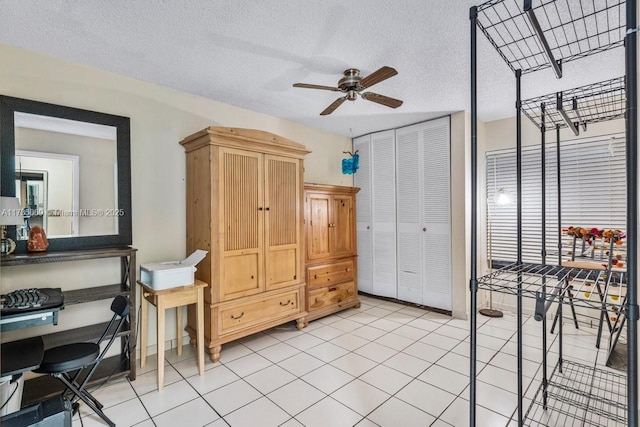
[304,184,360,322]
[180,127,310,362]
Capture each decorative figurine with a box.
[27,226,49,252]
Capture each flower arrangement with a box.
[565,226,626,268]
[565,226,601,244]
[565,227,625,245]
[602,229,626,245]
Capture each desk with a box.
[138,280,206,390]
[1,337,44,378]
[1,337,44,415]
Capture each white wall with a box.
[0,43,352,354]
[450,111,471,319]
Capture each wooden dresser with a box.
[304,184,360,322]
[180,127,310,362]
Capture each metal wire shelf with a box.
[476,0,626,76]
[477,262,626,312]
[522,77,626,132]
[524,359,627,426]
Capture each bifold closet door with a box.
[395,124,423,305]
[395,117,451,310]
[370,130,397,298]
[354,131,397,298]
[354,135,373,294]
[421,117,451,311]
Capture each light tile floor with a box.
[74,295,619,427]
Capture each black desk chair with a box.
[34,295,131,427]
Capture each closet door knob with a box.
[423,228,427,232]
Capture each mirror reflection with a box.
[14,112,119,240]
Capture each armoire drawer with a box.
[219,290,300,334]
[307,281,356,310]
[307,260,354,289]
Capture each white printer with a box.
[140,250,208,290]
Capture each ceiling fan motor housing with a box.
[338,68,363,92]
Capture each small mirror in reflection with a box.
[14,112,119,240]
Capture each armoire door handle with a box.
[258,207,263,211]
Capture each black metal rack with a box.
[476,0,626,77]
[470,0,637,426]
[524,360,627,426]
[522,76,626,134]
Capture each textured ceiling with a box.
[0,0,625,137]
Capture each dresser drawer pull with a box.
[230,312,244,320]
[279,300,292,306]
[329,287,337,292]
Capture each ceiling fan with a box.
[293,66,403,115]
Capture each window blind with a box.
[486,134,626,264]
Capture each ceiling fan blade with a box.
[293,83,341,91]
[361,92,403,109]
[320,97,347,115]
[359,66,398,89]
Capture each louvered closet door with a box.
[371,130,397,298]
[264,155,301,290]
[421,117,451,310]
[219,148,264,301]
[354,135,373,293]
[395,123,423,304]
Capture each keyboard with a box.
[1,288,65,316]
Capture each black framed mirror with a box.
[1,96,132,253]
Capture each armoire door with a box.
[307,193,331,261]
[219,147,264,301]
[264,155,301,290]
[331,195,354,257]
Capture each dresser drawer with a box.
[219,290,300,334]
[307,260,354,289]
[307,281,356,311]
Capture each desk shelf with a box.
[1,247,135,267]
[64,284,130,306]
[0,247,137,407]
